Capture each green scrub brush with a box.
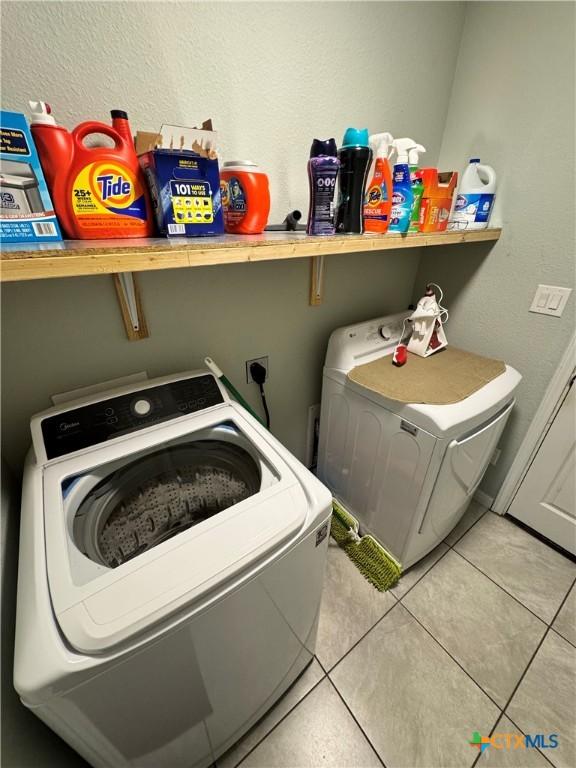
[331,499,401,591]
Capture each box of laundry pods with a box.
[0,110,62,242]
[138,123,224,237]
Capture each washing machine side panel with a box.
[32,523,328,768]
[319,380,436,564]
[317,376,351,497]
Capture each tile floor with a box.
[218,503,576,768]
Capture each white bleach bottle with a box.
[450,158,496,230]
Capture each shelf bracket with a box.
[309,256,325,306]
[113,272,149,341]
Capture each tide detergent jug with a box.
[29,102,153,239]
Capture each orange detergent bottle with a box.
[220,161,270,234]
[29,102,153,239]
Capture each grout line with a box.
[325,676,388,768]
[394,543,452,603]
[549,624,576,651]
[443,505,489,549]
[488,573,576,766]
[450,547,556,627]
[321,593,398,675]
[503,714,558,768]
[399,601,504,712]
[225,667,327,768]
[470,707,506,768]
[324,540,453,677]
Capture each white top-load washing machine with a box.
[318,312,521,569]
[14,370,332,768]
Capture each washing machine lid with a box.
[42,402,311,654]
[326,362,522,438]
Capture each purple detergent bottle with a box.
[307,138,340,235]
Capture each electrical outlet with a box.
[246,356,269,383]
[305,403,321,469]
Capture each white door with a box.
[508,378,576,554]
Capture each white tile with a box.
[240,678,381,768]
[315,542,396,670]
[403,550,546,706]
[455,513,575,622]
[391,542,449,598]
[331,603,500,768]
[507,631,576,768]
[553,582,576,647]
[217,660,325,768]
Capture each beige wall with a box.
[0,0,466,475]
[415,1,576,499]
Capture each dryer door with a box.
[411,400,514,564]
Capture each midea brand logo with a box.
[97,174,131,201]
[59,421,80,432]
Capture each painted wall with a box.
[0,0,466,475]
[1,1,464,224]
[415,1,576,499]
[2,252,422,471]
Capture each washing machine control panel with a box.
[41,375,224,459]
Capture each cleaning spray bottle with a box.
[29,101,153,239]
[407,143,426,233]
[306,138,340,235]
[388,138,416,233]
[335,128,372,234]
[363,132,393,234]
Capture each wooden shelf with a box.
[0,228,501,282]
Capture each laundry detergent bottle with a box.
[363,132,393,233]
[389,138,416,233]
[407,143,426,233]
[306,138,340,236]
[450,158,496,230]
[335,128,372,234]
[220,161,270,234]
[29,101,153,239]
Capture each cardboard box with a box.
[418,169,458,233]
[137,123,224,237]
[0,111,62,243]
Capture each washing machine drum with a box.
[73,441,261,569]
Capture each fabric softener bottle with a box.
[306,138,340,235]
[336,128,372,234]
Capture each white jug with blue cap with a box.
[450,158,496,230]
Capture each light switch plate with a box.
[530,285,572,317]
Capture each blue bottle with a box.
[307,139,340,235]
[389,138,416,233]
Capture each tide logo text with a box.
[97,174,131,201]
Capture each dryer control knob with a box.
[133,398,152,416]
[379,326,391,340]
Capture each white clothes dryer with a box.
[318,312,521,569]
[14,370,332,768]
